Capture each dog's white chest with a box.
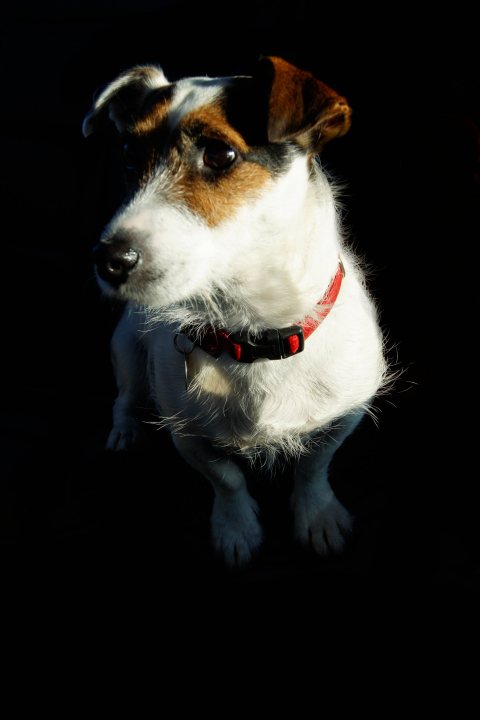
[148,335,337,455]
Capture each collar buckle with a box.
[230,325,305,363]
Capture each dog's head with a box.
[83,56,351,313]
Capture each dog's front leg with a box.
[106,307,148,451]
[172,435,263,567]
[291,411,364,555]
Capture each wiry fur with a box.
[83,57,389,566]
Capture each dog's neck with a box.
[186,159,342,333]
[181,259,345,362]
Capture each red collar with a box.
[183,260,345,363]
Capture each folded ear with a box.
[82,65,169,137]
[256,56,351,150]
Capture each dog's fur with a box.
[83,56,388,566]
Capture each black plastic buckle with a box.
[229,326,305,363]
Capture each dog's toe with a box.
[310,506,353,555]
[293,492,354,556]
[211,495,263,568]
[106,422,142,451]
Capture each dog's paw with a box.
[211,494,263,567]
[292,484,354,556]
[105,420,143,451]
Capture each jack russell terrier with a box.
[83,56,388,566]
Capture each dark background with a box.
[1,1,479,607]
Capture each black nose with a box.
[93,238,140,286]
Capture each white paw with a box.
[105,420,143,451]
[292,484,354,556]
[211,494,263,567]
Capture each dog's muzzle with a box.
[93,235,141,287]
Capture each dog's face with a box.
[83,56,351,310]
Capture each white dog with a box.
[83,56,388,566]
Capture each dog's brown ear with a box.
[82,65,169,137]
[256,56,351,150]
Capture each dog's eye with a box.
[122,141,140,172]
[203,141,237,170]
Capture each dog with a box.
[82,55,388,566]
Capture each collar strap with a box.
[184,260,345,364]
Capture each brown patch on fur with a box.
[172,104,272,226]
[132,93,172,135]
[259,56,352,149]
[178,161,272,226]
[181,104,252,153]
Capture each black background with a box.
[2,1,479,609]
